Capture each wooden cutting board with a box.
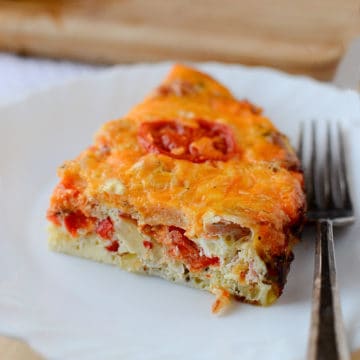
[0,0,359,80]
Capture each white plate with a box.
[1,63,360,360]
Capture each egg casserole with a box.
[47,65,305,312]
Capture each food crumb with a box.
[211,287,231,315]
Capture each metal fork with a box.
[298,121,355,360]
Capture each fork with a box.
[298,121,355,360]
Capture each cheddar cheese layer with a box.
[47,64,305,312]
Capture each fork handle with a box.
[307,219,350,360]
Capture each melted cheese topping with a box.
[48,64,305,261]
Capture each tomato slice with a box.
[143,240,153,249]
[64,211,91,237]
[138,119,236,163]
[167,226,219,271]
[95,218,119,252]
[105,241,119,252]
[96,217,114,240]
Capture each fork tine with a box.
[308,120,319,210]
[298,121,311,197]
[325,122,336,208]
[297,121,304,162]
[337,124,353,210]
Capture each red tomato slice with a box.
[143,240,153,249]
[138,119,236,163]
[106,241,119,252]
[167,226,219,271]
[64,211,91,237]
[96,217,114,240]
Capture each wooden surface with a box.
[0,0,359,80]
[1,335,360,360]
[0,336,43,359]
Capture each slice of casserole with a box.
[47,64,305,312]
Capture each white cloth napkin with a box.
[0,53,103,106]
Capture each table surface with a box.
[1,0,359,81]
